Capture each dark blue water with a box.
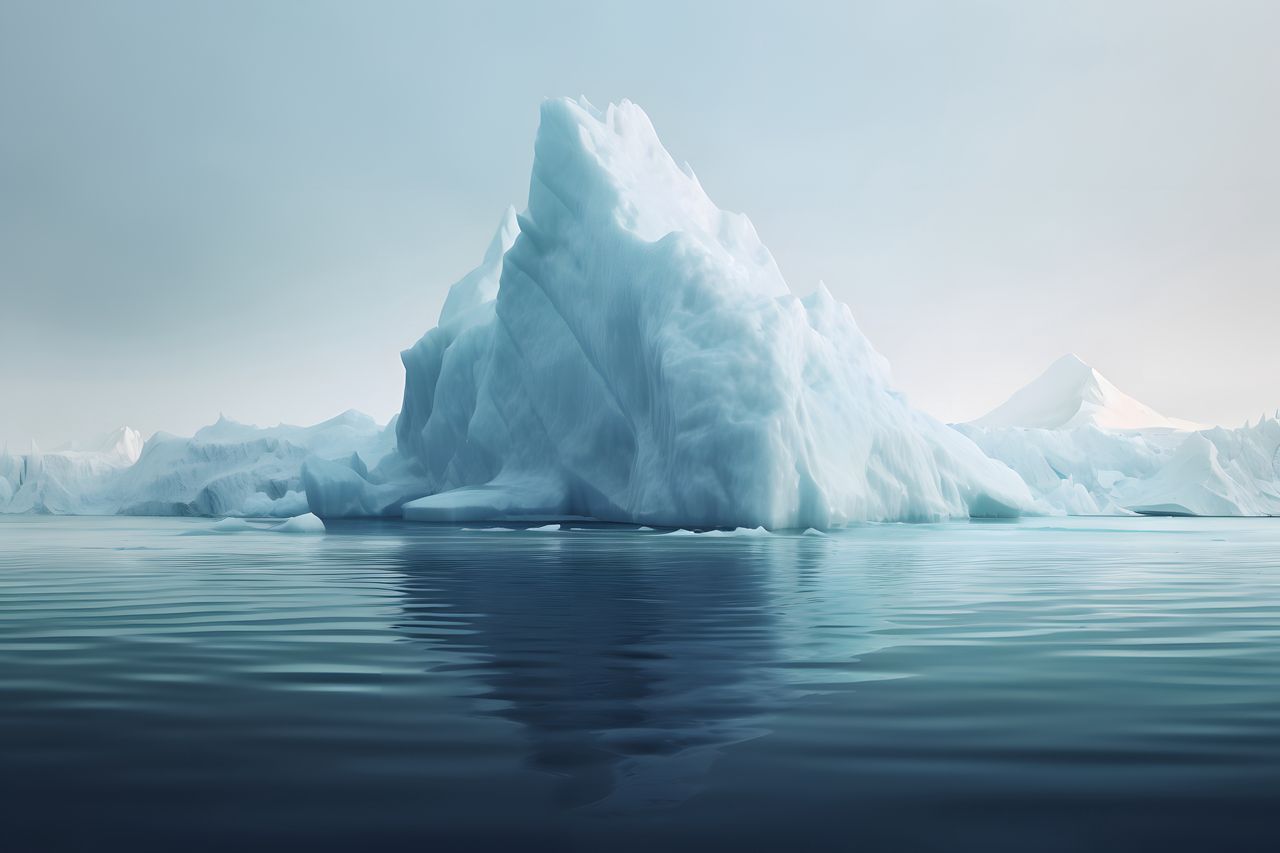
[2,516,1279,851]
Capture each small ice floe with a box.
[461,527,516,532]
[801,528,827,537]
[637,526,655,532]
[183,514,329,536]
[272,513,326,534]
[180,517,258,535]
[666,526,770,537]
[527,523,562,532]
[211,517,255,532]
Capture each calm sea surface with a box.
[2,515,1278,851]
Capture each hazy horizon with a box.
[3,0,1278,448]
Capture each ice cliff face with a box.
[1116,430,1280,516]
[0,413,392,518]
[372,98,1034,528]
[0,425,146,514]
[0,438,136,515]
[111,412,394,517]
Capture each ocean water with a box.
[2,515,1278,851]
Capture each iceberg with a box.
[179,517,258,535]
[273,512,326,534]
[110,411,394,518]
[961,356,1280,516]
[312,97,1035,528]
[1,412,393,518]
[0,436,139,515]
[16,100,1270,525]
[1115,423,1280,516]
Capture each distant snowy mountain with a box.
[961,355,1278,517]
[973,354,1204,432]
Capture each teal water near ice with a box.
[2,516,1278,851]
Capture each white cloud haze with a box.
[1,0,1277,447]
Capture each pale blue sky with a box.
[2,0,1277,447]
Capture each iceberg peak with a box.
[974,354,1205,432]
[438,206,520,324]
[95,426,143,463]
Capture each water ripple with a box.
[2,515,1279,850]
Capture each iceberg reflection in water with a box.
[2,516,1279,851]
[385,526,892,813]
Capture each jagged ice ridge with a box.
[306,97,1035,527]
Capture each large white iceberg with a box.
[314,97,1035,528]
[1114,424,1280,516]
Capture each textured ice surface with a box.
[1117,427,1280,516]
[334,97,1033,529]
[273,512,326,534]
[8,100,1275,523]
[0,437,139,515]
[964,356,1280,516]
[112,412,393,518]
[1,412,392,518]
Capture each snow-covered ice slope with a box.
[0,413,393,517]
[975,354,1204,432]
[0,437,140,515]
[327,97,1034,528]
[110,412,394,517]
[962,355,1280,516]
[86,426,144,464]
[1115,430,1280,516]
